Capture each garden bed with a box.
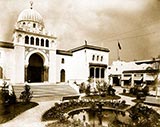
[42,99,128,122]
[0,102,38,124]
[81,94,121,100]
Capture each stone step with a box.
[13,84,78,99]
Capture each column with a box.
[131,74,134,87]
[94,67,96,83]
[24,65,28,82]
[44,66,49,81]
[99,67,101,82]
[121,74,124,87]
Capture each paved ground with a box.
[1,101,59,127]
[1,86,160,127]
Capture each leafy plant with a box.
[19,84,33,103]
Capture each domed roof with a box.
[17,8,44,25]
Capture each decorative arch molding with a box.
[25,49,49,66]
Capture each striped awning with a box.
[134,76,143,81]
[121,76,131,81]
[144,75,155,81]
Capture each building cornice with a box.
[123,69,159,74]
[56,50,72,56]
[89,63,108,68]
[14,29,57,39]
[69,44,110,53]
[0,41,14,49]
[135,59,160,64]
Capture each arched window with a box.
[101,68,105,78]
[17,34,22,42]
[61,58,65,64]
[97,55,99,61]
[25,36,29,44]
[90,68,94,78]
[33,23,36,28]
[96,68,99,78]
[60,69,65,82]
[41,39,44,46]
[92,55,95,61]
[36,38,39,46]
[31,37,34,45]
[101,56,103,61]
[46,39,49,47]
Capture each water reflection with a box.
[68,108,131,127]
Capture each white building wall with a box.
[14,45,25,84]
[86,49,109,65]
[0,47,15,83]
[108,60,151,86]
[71,49,109,83]
[86,49,109,82]
[56,54,73,82]
[49,49,56,83]
[71,50,87,82]
[108,60,149,76]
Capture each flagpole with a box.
[117,47,120,60]
[117,41,121,60]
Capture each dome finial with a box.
[30,1,33,9]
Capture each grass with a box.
[0,102,38,124]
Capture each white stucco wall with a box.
[56,54,73,82]
[0,47,15,83]
[86,49,109,65]
[70,49,109,83]
[71,50,88,82]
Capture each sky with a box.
[0,0,160,64]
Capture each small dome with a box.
[17,8,44,25]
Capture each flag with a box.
[85,40,87,45]
[118,42,121,50]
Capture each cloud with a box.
[0,0,160,63]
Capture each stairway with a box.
[13,83,78,102]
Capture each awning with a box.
[121,76,131,81]
[144,75,155,81]
[89,63,107,68]
[134,77,143,81]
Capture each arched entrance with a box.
[60,69,65,82]
[27,53,44,82]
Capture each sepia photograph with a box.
[0,0,160,127]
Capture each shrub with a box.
[123,89,126,94]
[19,84,33,103]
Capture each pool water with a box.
[69,109,131,126]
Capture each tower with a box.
[13,2,57,84]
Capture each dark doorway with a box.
[113,76,120,86]
[60,69,65,82]
[27,53,44,83]
[90,68,94,78]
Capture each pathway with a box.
[1,86,159,127]
[1,101,58,127]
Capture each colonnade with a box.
[90,67,105,82]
